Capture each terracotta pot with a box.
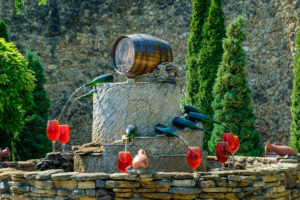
[132,149,149,170]
[0,147,10,160]
[265,142,297,157]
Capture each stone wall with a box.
[0,156,299,199]
[0,0,299,146]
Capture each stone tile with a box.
[169,187,201,194]
[52,172,79,180]
[54,180,78,190]
[78,181,95,189]
[105,181,140,189]
[141,180,171,189]
[36,169,64,180]
[171,179,196,187]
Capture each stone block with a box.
[93,82,180,144]
[140,192,172,199]
[263,174,284,182]
[0,181,9,193]
[36,169,64,180]
[201,187,233,193]
[110,173,139,181]
[85,189,97,196]
[171,179,196,187]
[113,188,132,192]
[169,187,201,194]
[141,180,171,189]
[33,180,53,190]
[172,193,198,199]
[199,180,215,188]
[105,181,140,188]
[96,180,105,188]
[78,181,95,189]
[10,185,30,193]
[115,192,133,198]
[54,180,78,189]
[72,173,109,181]
[69,189,84,199]
[52,172,78,180]
[96,188,108,196]
[57,189,70,196]
[80,197,98,200]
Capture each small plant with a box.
[208,16,263,156]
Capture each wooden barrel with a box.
[112,34,173,77]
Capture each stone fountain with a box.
[73,35,207,173]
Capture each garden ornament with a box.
[132,149,149,170]
[265,142,297,157]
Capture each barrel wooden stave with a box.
[112,34,173,77]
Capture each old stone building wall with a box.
[0,0,299,147]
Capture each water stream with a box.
[58,86,83,121]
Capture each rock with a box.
[36,153,73,172]
[0,182,9,192]
[96,180,105,188]
[35,169,64,180]
[105,181,140,189]
[78,181,96,189]
[171,179,195,187]
[72,173,109,181]
[141,180,171,189]
[169,187,201,194]
[54,180,78,190]
[199,180,215,188]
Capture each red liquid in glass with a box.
[216,142,230,163]
[222,133,235,153]
[47,120,60,142]
[58,125,70,144]
[118,151,132,173]
[232,136,239,154]
[186,147,201,170]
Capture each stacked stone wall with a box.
[0,156,299,199]
[0,0,299,146]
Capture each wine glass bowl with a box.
[222,133,235,153]
[186,146,201,170]
[118,151,132,173]
[232,136,239,154]
[216,142,230,163]
[58,125,70,152]
[46,120,60,152]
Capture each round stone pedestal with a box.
[92,82,180,145]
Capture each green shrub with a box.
[17,51,52,160]
[290,29,300,153]
[0,21,9,42]
[15,0,24,14]
[197,0,225,152]
[208,16,263,156]
[0,38,35,160]
[185,0,210,106]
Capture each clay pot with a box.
[132,149,149,170]
[0,147,10,160]
[265,142,297,157]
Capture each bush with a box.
[185,0,210,106]
[17,51,52,160]
[0,21,9,42]
[208,16,263,156]
[196,0,225,152]
[0,38,35,160]
[290,29,300,153]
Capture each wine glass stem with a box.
[232,153,235,167]
[52,141,55,153]
[222,163,225,170]
[62,144,65,152]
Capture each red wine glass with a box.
[216,142,231,169]
[47,120,60,152]
[58,125,70,152]
[118,151,132,173]
[232,136,239,154]
[222,133,235,152]
[186,146,201,172]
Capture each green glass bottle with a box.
[186,112,222,125]
[85,74,113,87]
[125,124,136,138]
[172,117,203,131]
[78,90,94,99]
[155,124,178,137]
[184,105,204,114]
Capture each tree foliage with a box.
[185,0,210,106]
[290,29,300,153]
[0,38,35,160]
[17,51,52,160]
[208,16,263,156]
[0,21,9,42]
[196,0,225,152]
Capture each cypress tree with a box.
[0,21,9,42]
[197,0,225,152]
[290,29,300,153]
[208,16,263,156]
[185,0,210,106]
[17,51,52,160]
